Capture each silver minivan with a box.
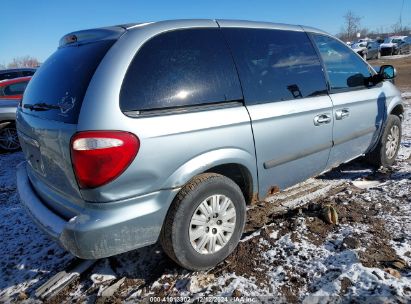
[16,19,404,270]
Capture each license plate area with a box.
[18,132,45,175]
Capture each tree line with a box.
[0,56,40,70]
[338,10,410,42]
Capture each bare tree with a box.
[341,10,362,42]
[391,22,410,35]
[0,63,6,70]
[7,56,40,68]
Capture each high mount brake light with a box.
[71,131,139,189]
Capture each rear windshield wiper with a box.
[23,102,60,111]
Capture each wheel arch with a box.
[163,148,259,205]
[205,163,254,205]
[390,103,404,120]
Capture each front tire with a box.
[365,115,402,168]
[160,173,246,270]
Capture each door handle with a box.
[313,113,332,126]
[335,108,350,120]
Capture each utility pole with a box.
[400,0,405,28]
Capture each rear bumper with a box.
[16,162,178,259]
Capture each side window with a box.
[222,28,327,105]
[311,34,373,91]
[120,28,242,112]
[3,81,29,96]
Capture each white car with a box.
[380,36,408,55]
[351,42,368,59]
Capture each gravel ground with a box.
[0,92,410,303]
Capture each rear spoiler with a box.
[59,27,126,48]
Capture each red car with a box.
[0,76,31,100]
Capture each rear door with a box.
[310,34,382,169]
[17,28,123,214]
[221,26,333,196]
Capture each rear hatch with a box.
[17,27,124,217]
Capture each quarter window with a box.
[312,34,373,91]
[120,28,242,112]
[222,28,327,105]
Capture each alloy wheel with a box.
[0,127,20,151]
[386,125,400,159]
[189,194,236,254]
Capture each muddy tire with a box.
[365,115,401,168]
[160,173,246,270]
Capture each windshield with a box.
[383,38,392,43]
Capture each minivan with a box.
[16,19,404,270]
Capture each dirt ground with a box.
[0,55,410,303]
[369,54,411,91]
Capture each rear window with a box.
[21,40,115,123]
[120,28,242,112]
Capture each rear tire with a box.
[160,173,246,270]
[365,115,401,168]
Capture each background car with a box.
[398,37,411,54]
[380,36,408,55]
[0,68,36,81]
[351,42,368,59]
[351,41,380,60]
[366,41,381,59]
[0,76,31,100]
[0,98,20,152]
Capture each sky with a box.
[0,0,410,65]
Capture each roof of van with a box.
[59,19,330,47]
[117,19,328,35]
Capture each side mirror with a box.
[379,65,396,79]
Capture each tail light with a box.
[71,131,139,189]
